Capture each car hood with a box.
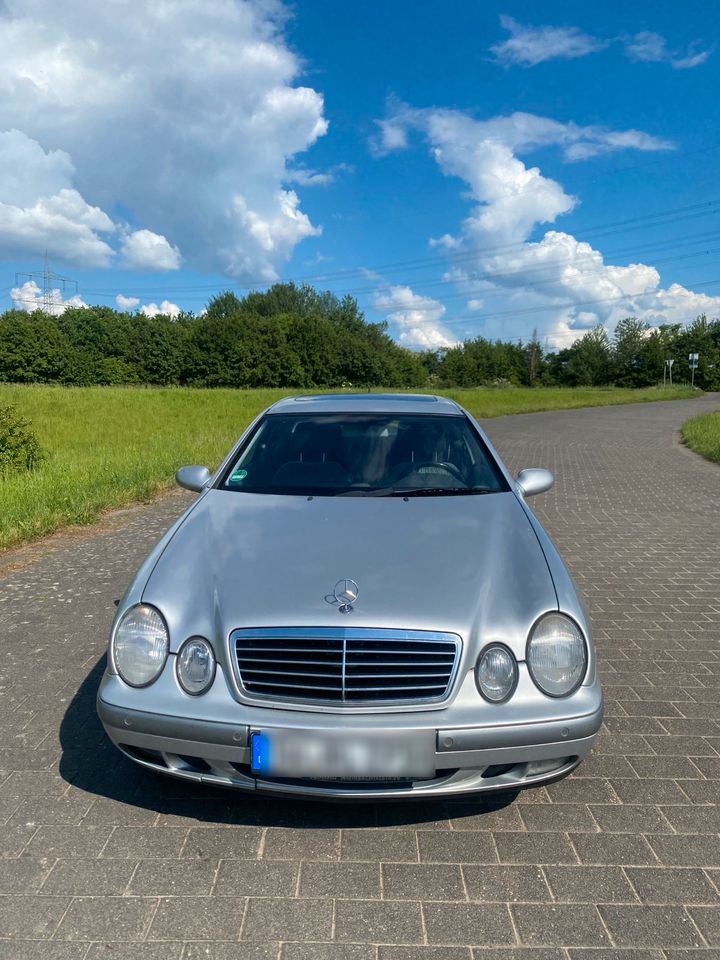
[143,489,558,663]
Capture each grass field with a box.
[0,383,698,550]
[681,410,720,464]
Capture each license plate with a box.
[250,729,435,779]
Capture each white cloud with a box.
[0,0,328,277]
[623,32,712,69]
[286,163,353,187]
[11,279,87,314]
[140,300,181,319]
[373,285,457,350]
[116,294,140,310]
[379,105,673,165]
[0,187,115,267]
[491,15,608,66]
[374,103,720,347]
[121,229,181,271]
[491,17,712,70]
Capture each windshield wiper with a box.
[389,486,495,497]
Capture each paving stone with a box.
[100,826,188,858]
[473,952,566,960]
[382,949,472,960]
[447,802,524,831]
[422,902,515,946]
[493,832,577,865]
[88,945,184,959]
[659,804,720,833]
[22,825,111,859]
[462,865,551,903]
[688,906,720,946]
[215,858,299,897]
[0,858,53,894]
[242,897,333,941]
[567,952,663,960]
[284,945,376,960]
[544,865,638,903]
[184,944,278,959]
[570,834,658,866]
[8,796,94,826]
[0,824,38,858]
[648,835,720,867]
[588,804,673,834]
[510,903,609,946]
[0,894,70,938]
[148,897,244,940]
[335,899,424,944]
[598,905,705,947]
[262,827,340,861]
[342,829,418,862]
[609,779,692,805]
[41,858,136,895]
[182,827,262,859]
[518,803,598,832]
[127,857,219,895]
[625,867,720,904]
[55,897,157,941]
[0,944,89,960]
[300,861,381,899]
[382,863,464,901]
[418,832,497,864]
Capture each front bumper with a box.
[97,665,603,800]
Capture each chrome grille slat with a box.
[232,627,461,705]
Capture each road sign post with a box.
[689,353,699,388]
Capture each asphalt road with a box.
[1,393,719,959]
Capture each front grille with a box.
[231,627,461,705]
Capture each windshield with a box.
[220,413,508,497]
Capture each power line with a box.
[77,197,720,299]
[68,229,720,308]
[394,277,720,335]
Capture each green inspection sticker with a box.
[230,469,248,481]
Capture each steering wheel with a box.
[397,461,465,484]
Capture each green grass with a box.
[682,410,720,464]
[0,383,698,550]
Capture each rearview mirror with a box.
[516,468,554,498]
[176,465,212,492]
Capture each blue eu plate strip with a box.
[251,732,271,773]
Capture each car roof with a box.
[267,393,464,416]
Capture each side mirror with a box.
[176,465,212,492]
[516,468,554,498]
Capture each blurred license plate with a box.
[250,729,434,779]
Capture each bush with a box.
[0,404,44,474]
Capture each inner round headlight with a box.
[176,637,216,695]
[475,644,518,703]
[112,604,169,687]
[527,613,587,697]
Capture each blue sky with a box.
[1,0,718,349]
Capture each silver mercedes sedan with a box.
[97,393,603,800]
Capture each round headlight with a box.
[176,637,216,696]
[527,613,587,697]
[112,604,168,687]
[475,644,518,703]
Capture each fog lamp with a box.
[475,644,518,703]
[176,637,216,695]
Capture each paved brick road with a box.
[1,394,719,959]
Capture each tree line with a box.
[1,283,718,390]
